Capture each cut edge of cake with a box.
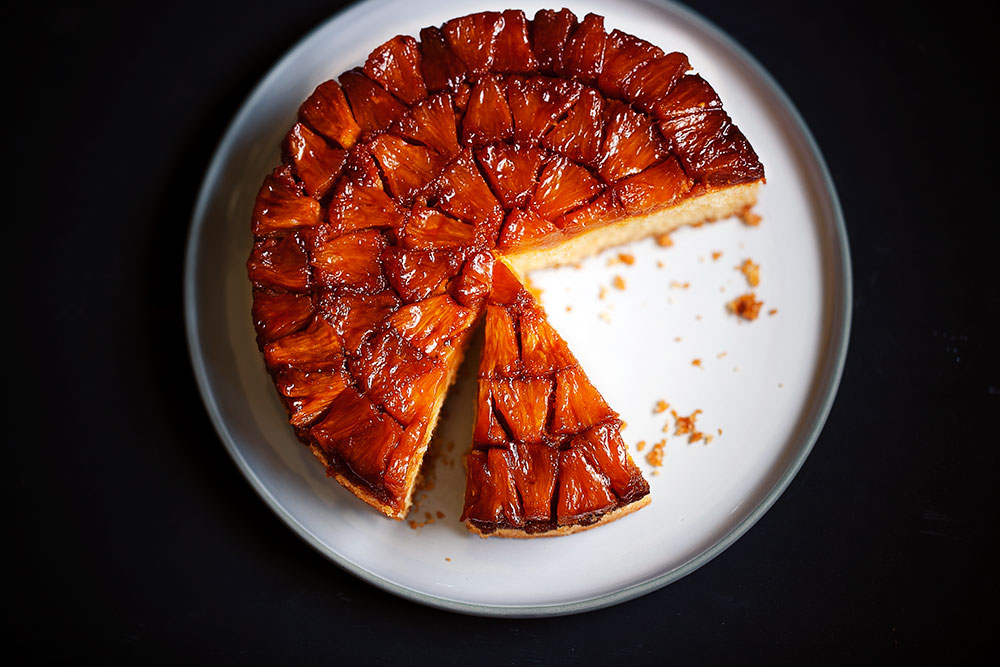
[504,182,761,275]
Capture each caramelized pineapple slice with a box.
[418,25,466,92]
[506,75,581,145]
[251,290,313,345]
[392,93,460,158]
[462,75,514,146]
[297,79,361,150]
[531,8,577,74]
[251,166,320,237]
[364,35,427,105]
[556,448,617,525]
[492,10,538,74]
[284,122,347,198]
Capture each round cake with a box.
[247,8,764,537]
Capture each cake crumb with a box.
[768,308,778,316]
[739,208,762,226]
[524,275,544,299]
[716,351,727,359]
[670,281,690,289]
[612,275,626,290]
[711,251,723,261]
[598,285,607,300]
[672,409,703,436]
[445,557,451,562]
[599,311,611,322]
[738,259,761,287]
[691,358,702,368]
[674,336,682,342]
[646,440,667,467]
[656,260,665,269]
[566,305,572,312]
[689,431,705,444]
[728,293,763,320]
[436,511,445,519]
[654,399,670,414]
[608,252,635,266]
[636,440,647,451]
[656,233,674,247]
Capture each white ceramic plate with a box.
[184,0,850,616]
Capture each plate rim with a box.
[183,0,852,617]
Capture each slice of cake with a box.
[462,260,650,536]
[247,8,763,532]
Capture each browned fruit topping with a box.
[263,316,343,371]
[368,134,446,203]
[462,75,514,146]
[599,101,668,182]
[531,8,578,74]
[497,208,562,254]
[491,376,552,444]
[473,379,509,445]
[248,10,764,526]
[571,423,649,503]
[384,294,476,356]
[476,143,546,209]
[552,365,617,436]
[401,204,475,250]
[297,80,361,150]
[275,366,349,428]
[442,11,504,74]
[418,26,466,93]
[251,166,321,238]
[450,250,494,310]
[364,35,427,105]
[556,448,617,524]
[598,30,663,99]
[654,74,722,120]
[338,69,406,135]
[620,52,691,114]
[350,330,446,424]
[310,229,387,292]
[508,443,559,522]
[321,288,401,356]
[480,303,520,377]
[507,75,581,145]
[460,449,524,527]
[614,157,693,216]
[327,182,405,235]
[519,306,576,375]
[247,232,310,292]
[251,290,313,345]
[531,156,603,221]
[493,10,538,74]
[381,246,463,303]
[284,122,347,198]
[541,87,604,166]
[312,388,404,494]
[559,12,607,85]
[392,93,460,158]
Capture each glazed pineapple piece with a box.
[247,8,763,527]
[461,261,649,536]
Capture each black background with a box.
[8,1,996,663]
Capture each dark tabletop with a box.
[9,1,994,663]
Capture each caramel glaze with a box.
[247,8,763,523]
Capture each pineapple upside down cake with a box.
[247,9,764,537]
